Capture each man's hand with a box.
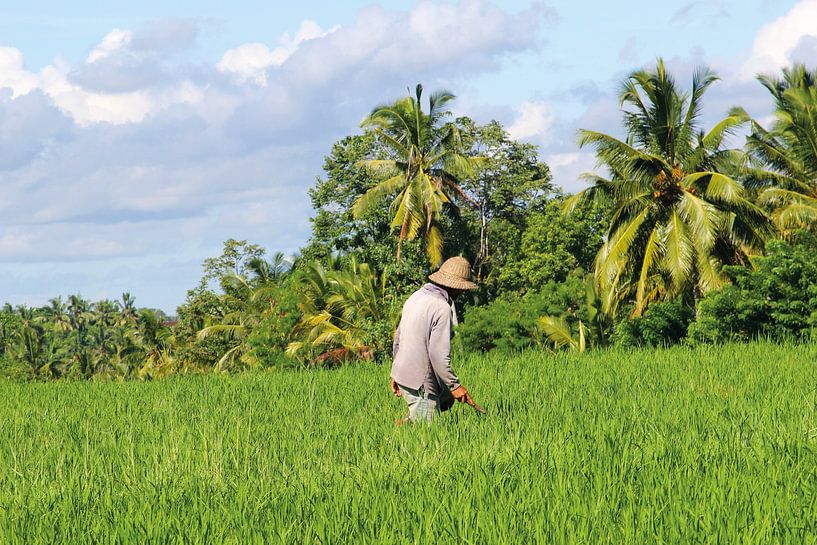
[390,378,401,397]
[451,385,472,404]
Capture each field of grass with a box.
[2,342,817,544]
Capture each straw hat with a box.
[428,256,478,290]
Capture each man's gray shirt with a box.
[391,283,460,396]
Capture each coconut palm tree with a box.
[743,65,817,236]
[566,59,772,315]
[42,297,71,333]
[119,292,139,325]
[352,84,480,265]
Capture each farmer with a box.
[390,256,479,423]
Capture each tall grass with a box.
[1,342,816,543]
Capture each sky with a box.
[0,0,814,312]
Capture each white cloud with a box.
[507,100,554,142]
[545,152,598,193]
[0,47,39,96]
[740,0,817,79]
[86,29,133,63]
[0,1,548,309]
[217,20,338,85]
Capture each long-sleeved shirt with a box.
[390,283,460,396]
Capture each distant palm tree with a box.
[197,274,261,371]
[43,297,71,333]
[134,309,175,379]
[743,65,817,236]
[567,59,772,315]
[16,306,45,376]
[246,252,291,285]
[353,84,480,265]
[119,292,139,325]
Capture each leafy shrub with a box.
[497,198,606,295]
[688,232,817,344]
[613,299,694,348]
[246,285,302,368]
[457,274,587,354]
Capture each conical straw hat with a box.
[428,256,478,290]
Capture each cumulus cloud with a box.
[507,100,554,142]
[217,20,337,85]
[545,151,598,193]
[740,0,817,79]
[0,0,548,309]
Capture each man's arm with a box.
[428,307,460,391]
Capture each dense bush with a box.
[456,274,587,353]
[497,197,606,295]
[688,232,817,344]
[246,284,302,368]
[613,299,694,348]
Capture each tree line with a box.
[2,59,817,380]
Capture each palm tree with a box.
[197,274,262,371]
[566,59,772,315]
[352,84,480,265]
[16,306,45,377]
[134,309,175,379]
[67,295,94,376]
[287,256,391,364]
[246,252,291,286]
[42,297,71,333]
[119,292,139,325]
[743,65,817,235]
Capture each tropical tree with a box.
[743,65,817,236]
[196,274,264,372]
[352,84,481,265]
[195,252,293,372]
[287,256,392,365]
[15,307,45,375]
[538,278,615,352]
[134,309,176,379]
[566,59,772,315]
[43,297,71,333]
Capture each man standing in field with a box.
[390,256,479,423]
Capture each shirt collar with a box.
[422,282,450,303]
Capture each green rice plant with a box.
[0,342,815,544]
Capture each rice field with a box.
[2,342,817,544]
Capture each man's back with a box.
[390,283,460,396]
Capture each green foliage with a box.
[457,274,588,353]
[688,232,817,343]
[175,240,295,372]
[353,84,482,265]
[612,299,694,348]
[450,117,552,297]
[570,59,772,315]
[498,196,606,294]
[745,65,817,235]
[0,294,173,380]
[537,277,616,352]
[2,343,816,543]
[302,131,430,297]
[303,117,554,304]
[287,256,396,365]
[246,283,301,368]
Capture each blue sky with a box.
[0,0,812,312]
